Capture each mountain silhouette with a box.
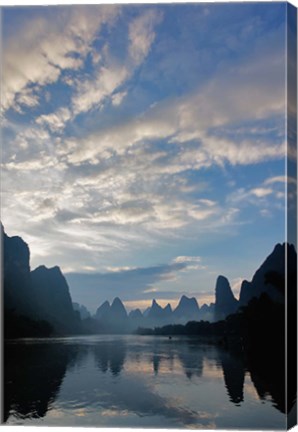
[94,298,128,332]
[163,303,172,316]
[30,265,79,333]
[173,295,200,323]
[110,297,128,321]
[95,300,111,321]
[129,308,143,320]
[200,303,215,321]
[2,225,80,336]
[214,275,238,321]
[148,299,165,320]
[3,221,296,338]
[2,224,34,317]
[239,243,296,305]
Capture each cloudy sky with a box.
[2,3,293,313]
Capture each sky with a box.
[1,3,294,314]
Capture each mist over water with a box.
[4,335,286,429]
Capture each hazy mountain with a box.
[128,309,144,330]
[200,303,215,322]
[73,302,91,320]
[163,303,172,317]
[173,295,200,323]
[129,309,143,320]
[143,307,151,318]
[95,300,111,321]
[110,297,128,322]
[94,298,128,332]
[148,299,165,320]
[31,265,79,333]
[214,275,238,321]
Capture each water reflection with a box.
[3,341,78,422]
[177,341,204,379]
[3,335,289,428]
[219,349,245,406]
[247,351,286,413]
[93,340,126,376]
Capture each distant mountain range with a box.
[93,294,213,332]
[2,222,296,336]
[89,242,297,331]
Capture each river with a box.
[4,334,286,429]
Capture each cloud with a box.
[172,256,205,272]
[65,262,187,306]
[111,91,127,106]
[250,188,273,198]
[65,255,212,313]
[106,266,137,273]
[226,175,286,219]
[71,65,130,115]
[71,9,162,116]
[36,108,72,132]
[2,5,119,112]
[62,35,285,169]
[173,256,201,264]
[128,9,162,65]
[265,175,296,185]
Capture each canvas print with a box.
[1,2,297,430]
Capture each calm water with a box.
[4,335,286,429]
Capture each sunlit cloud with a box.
[2,6,120,112]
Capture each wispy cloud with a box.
[61,37,285,168]
[70,9,162,117]
[173,256,201,264]
[2,6,120,113]
[128,9,162,65]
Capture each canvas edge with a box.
[286,2,298,430]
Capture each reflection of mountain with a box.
[177,341,204,380]
[90,339,208,428]
[152,352,161,375]
[247,350,286,414]
[93,340,127,376]
[150,340,175,375]
[219,349,244,405]
[217,344,292,415]
[4,335,290,427]
[3,342,77,422]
